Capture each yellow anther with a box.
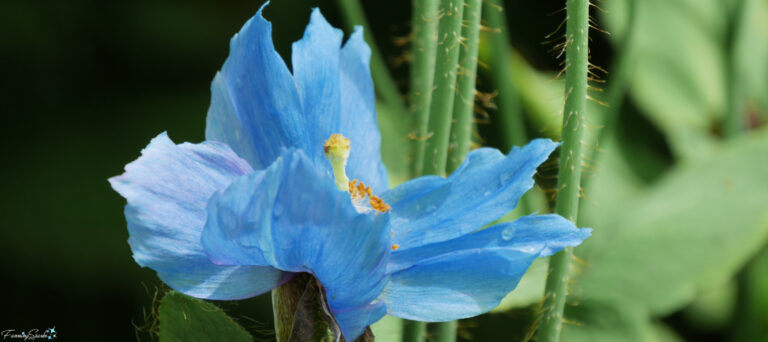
[392,244,400,251]
[349,179,391,214]
[324,134,351,191]
[369,194,391,214]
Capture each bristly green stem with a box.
[433,320,458,342]
[538,0,589,340]
[408,0,441,179]
[482,0,533,214]
[336,0,404,111]
[483,0,527,151]
[435,3,482,338]
[402,319,427,342]
[446,0,483,174]
[421,0,465,176]
[403,0,440,339]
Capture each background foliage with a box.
[2,0,766,340]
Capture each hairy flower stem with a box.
[421,0,465,176]
[432,1,483,340]
[434,320,458,342]
[408,0,441,179]
[336,0,405,113]
[403,319,427,342]
[446,0,483,174]
[483,0,527,151]
[538,0,589,341]
[482,0,533,215]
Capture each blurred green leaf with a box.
[682,279,736,330]
[562,301,654,342]
[603,0,726,158]
[734,0,768,115]
[575,128,768,316]
[158,291,252,342]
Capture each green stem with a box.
[433,320,458,342]
[408,0,441,178]
[403,1,441,337]
[403,319,427,342]
[538,0,589,340]
[336,0,405,111]
[482,0,532,215]
[446,0,483,174]
[421,0,465,176]
[483,0,527,151]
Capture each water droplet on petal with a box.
[502,227,516,240]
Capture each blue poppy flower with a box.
[109,4,591,340]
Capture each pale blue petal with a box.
[338,27,388,191]
[205,4,308,170]
[202,150,390,340]
[382,139,559,250]
[381,215,591,321]
[109,133,285,300]
[291,8,343,164]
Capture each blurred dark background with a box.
[1,0,723,340]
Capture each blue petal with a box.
[291,8,343,164]
[381,215,591,321]
[382,139,559,250]
[205,4,308,170]
[201,149,390,340]
[109,133,285,300]
[338,27,388,191]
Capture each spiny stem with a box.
[433,320,458,342]
[403,0,445,339]
[482,0,533,215]
[483,0,527,151]
[402,319,427,342]
[538,0,589,341]
[446,0,483,174]
[336,0,405,112]
[408,0,441,178]
[421,0,465,176]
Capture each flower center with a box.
[324,133,390,214]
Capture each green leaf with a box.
[575,128,768,316]
[562,300,685,342]
[562,301,654,342]
[734,0,768,115]
[158,291,253,342]
[602,0,726,158]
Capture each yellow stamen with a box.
[392,244,400,251]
